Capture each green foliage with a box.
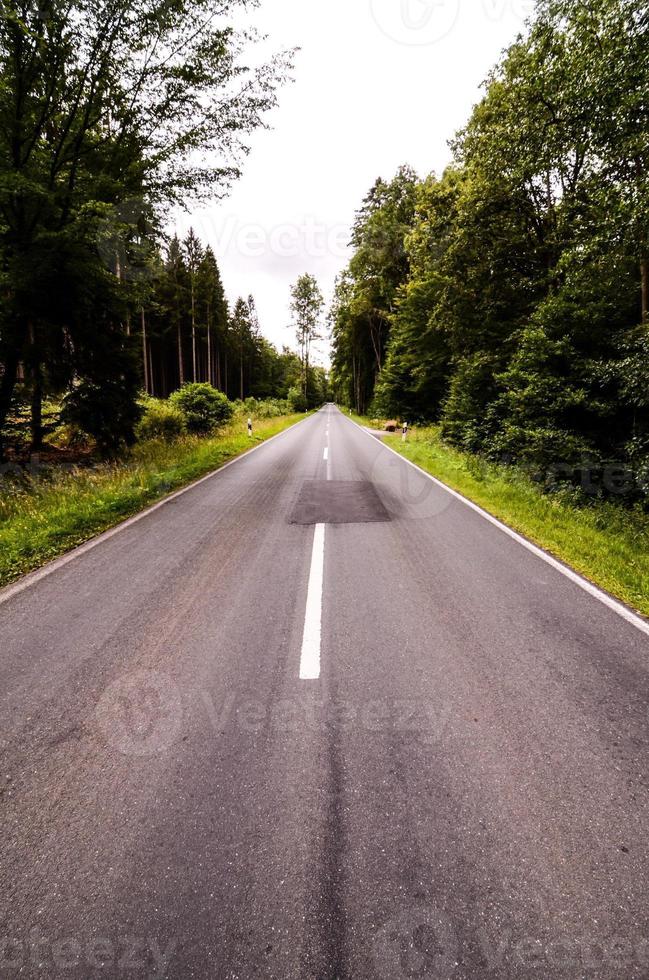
[234,397,292,419]
[331,0,649,503]
[0,0,293,457]
[59,329,143,454]
[61,377,142,455]
[441,353,502,453]
[136,400,187,441]
[330,166,419,413]
[377,425,649,616]
[287,386,308,413]
[290,274,324,399]
[169,383,233,433]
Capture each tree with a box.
[0,0,293,456]
[329,167,418,412]
[196,247,228,389]
[230,297,253,401]
[289,274,323,399]
[183,229,204,382]
[330,0,649,496]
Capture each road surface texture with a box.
[2,405,649,979]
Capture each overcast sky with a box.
[175,0,534,366]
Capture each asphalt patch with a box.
[290,480,391,525]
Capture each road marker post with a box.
[247,417,253,437]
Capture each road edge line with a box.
[343,411,649,638]
[0,412,318,608]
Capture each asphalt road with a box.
[2,405,649,979]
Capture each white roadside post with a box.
[247,417,253,437]
[402,421,409,442]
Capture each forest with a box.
[102,229,328,409]
[331,0,649,502]
[0,0,328,462]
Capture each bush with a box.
[287,386,308,413]
[61,377,142,455]
[136,399,187,441]
[50,422,93,451]
[236,397,291,419]
[169,383,233,433]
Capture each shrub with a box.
[250,397,291,418]
[169,383,233,433]
[61,377,142,455]
[287,386,308,413]
[136,399,187,441]
[231,396,293,418]
[50,422,93,451]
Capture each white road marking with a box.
[0,414,318,608]
[344,412,649,638]
[299,523,325,680]
[323,447,329,460]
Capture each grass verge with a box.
[0,414,305,589]
[352,416,649,618]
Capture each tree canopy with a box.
[0,0,294,455]
[331,0,649,500]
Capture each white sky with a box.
[176,0,534,367]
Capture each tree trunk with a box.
[370,316,382,373]
[206,304,212,386]
[641,258,648,324]
[141,309,149,394]
[30,366,43,452]
[0,328,24,461]
[191,282,197,381]
[148,340,155,398]
[177,322,185,386]
[28,322,43,452]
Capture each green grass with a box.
[0,415,305,588]
[351,416,649,618]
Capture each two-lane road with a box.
[2,405,649,978]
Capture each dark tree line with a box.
[331,0,649,495]
[0,0,293,457]
[140,230,303,404]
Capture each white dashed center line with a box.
[299,523,325,680]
